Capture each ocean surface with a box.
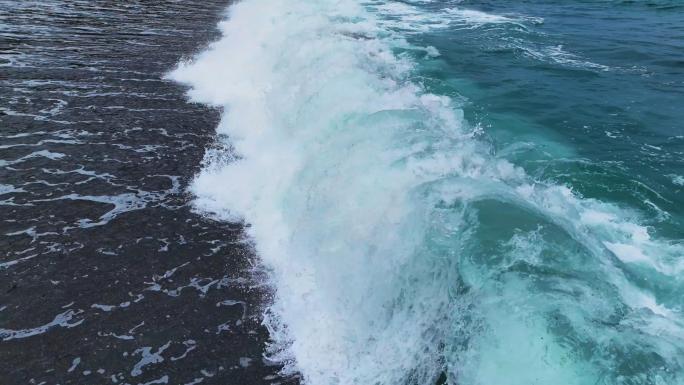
[3,0,684,385]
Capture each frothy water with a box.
[171,0,684,384]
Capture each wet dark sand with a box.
[0,1,292,384]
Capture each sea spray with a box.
[170,0,684,383]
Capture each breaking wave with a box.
[170,1,684,384]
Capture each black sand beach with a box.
[0,1,290,384]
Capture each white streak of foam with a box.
[368,1,542,33]
[0,309,84,341]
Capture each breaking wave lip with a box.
[170,0,684,384]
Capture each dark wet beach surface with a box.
[0,1,287,384]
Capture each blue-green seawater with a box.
[409,1,684,383]
[414,0,684,232]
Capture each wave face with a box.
[170,1,684,384]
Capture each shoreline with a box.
[0,1,290,384]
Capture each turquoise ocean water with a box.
[171,1,684,384]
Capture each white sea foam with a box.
[517,43,612,71]
[0,184,25,195]
[170,1,684,384]
[669,174,684,186]
[368,1,542,33]
[0,309,84,341]
[0,149,66,167]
